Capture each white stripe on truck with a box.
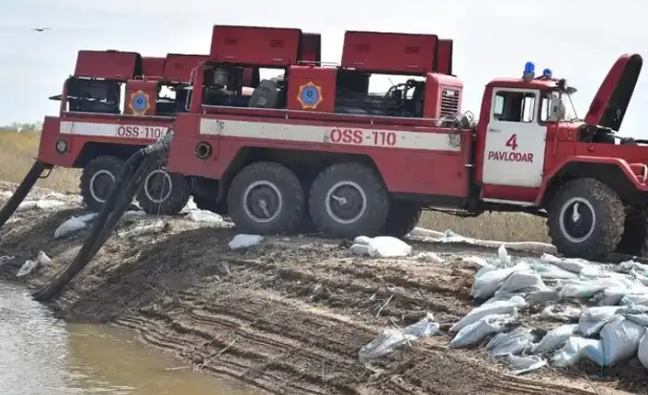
[59,119,461,152]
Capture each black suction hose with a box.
[0,162,52,231]
[32,132,173,302]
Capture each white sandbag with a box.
[483,294,527,309]
[625,306,648,326]
[638,332,648,369]
[593,316,646,366]
[559,278,627,300]
[16,250,51,278]
[37,251,51,265]
[358,314,439,362]
[496,269,546,295]
[539,253,592,274]
[578,306,628,336]
[16,260,38,277]
[449,314,514,348]
[367,236,411,257]
[552,336,602,368]
[408,227,445,239]
[349,236,411,258]
[350,243,370,256]
[539,305,582,322]
[529,260,578,280]
[54,217,86,239]
[508,355,547,376]
[119,220,167,238]
[532,324,579,354]
[353,236,373,245]
[486,327,534,359]
[497,244,511,266]
[619,260,648,276]
[449,300,519,333]
[17,199,66,212]
[229,234,264,249]
[186,210,228,224]
[592,287,628,306]
[621,294,648,307]
[471,262,528,300]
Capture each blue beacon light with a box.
[523,62,535,80]
[543,68,552,78]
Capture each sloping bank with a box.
[0,186,633,395]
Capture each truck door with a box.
[481,88,547,189]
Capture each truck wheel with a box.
[380,199,422,238]
[227,161,304,234]
[615,211,648,256]
[137,168,191,215]
[309,162,389,238]
[547,178,625,260]
[79,155,125,212]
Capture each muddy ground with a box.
[0,182,646,395]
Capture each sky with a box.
[1,0,648,136]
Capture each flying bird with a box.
[32,27,51,32]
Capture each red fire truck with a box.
[160,25,645,260]
[38,32,322,215]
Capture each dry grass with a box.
[0,130,80,193]
[0,129,548,242]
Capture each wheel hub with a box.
[325,181,367,224]
[89,170,116,203]
[144,169,173,204]
[243,181,283,223]
[559,197,596,243]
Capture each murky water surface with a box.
[0,282,262,395]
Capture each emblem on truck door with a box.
[129,90,150,115]
[297,81,323,110]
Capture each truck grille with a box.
[440,88,460,117]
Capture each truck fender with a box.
[535,155,647,206]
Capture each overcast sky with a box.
[1,0,647,136]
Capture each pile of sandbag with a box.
[447,245,648,374]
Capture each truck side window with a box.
[492,91,536,123]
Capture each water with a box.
[0,283,262,395]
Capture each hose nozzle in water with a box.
[32,131,175,302]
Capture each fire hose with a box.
[31,131,174,302]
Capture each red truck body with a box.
[33,23,648,260]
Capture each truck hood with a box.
[584,54,643,132]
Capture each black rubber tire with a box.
[547,178,625,260]
[194,195,229,215]
[309,162,389,238]
[136,167,191,215]
[79,155,125,212]
[227,161,305,235]
[380,199,422,238]
[615,210,648,256]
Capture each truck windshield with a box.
[540,91,578,122]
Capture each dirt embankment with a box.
[0,185,644,395]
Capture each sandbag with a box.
[638,332,648,369]
[486,327,534,360]
[449,314,514,348]
[532,324,579,355]
[450,300,519,333]
[578,306,628,336]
